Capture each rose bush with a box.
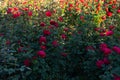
[0,0,120,80]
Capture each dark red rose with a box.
[103,57,110,64]
[109,25,115,30]
[94,28,100,31]
[50,20,56,25]
[61,34,67,39]
[114,74,120,80]
[18,47,23,53]
[100,32,105,36]
[50,20,58,27]
[96,60,104,68]
[52,40,59,47]
[43,30,51,35]
[58,16,63,22]
[24,59,30,66]
[6,40,11,45]
[40,22,46,27]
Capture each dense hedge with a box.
[0,0,120,80]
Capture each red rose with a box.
[100,43,108,48]
[106,11,112,17]
[102,48,112,56]
[28,11,32,16]
[112,46,120,54]
[80,0,84,3]
[22,8,29,11]
[94,28,100,31]
[13,7,19,11]
[37,50,46,58]
[50,20,56,25]
[117,9,120,14]
[43,30,51,35]
[45,11,52,17]
[100,32,105,36]
[109,25,115,30]
[63,28,69,32]
[105,30,114,36]
[61,34,67,39]
[69,3,73,8]
[96,60,104,68]
[54,22,59,27]
[58,16,63,22]
[52,40,59,47]
[12,11,21,18]
[101,15,106,20]
[24,59,30,66]
[40,45,46,50]
[50,20,58,27]
[7,8,12,14]
[39,36,47,44]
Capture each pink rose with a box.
[37,50,46,58]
